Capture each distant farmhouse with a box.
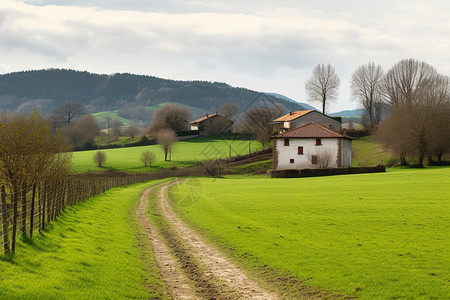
[271,110,341,133]
[342,120,363,131]
[272,122,354,170]
[190,112,233,135]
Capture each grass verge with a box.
[0,180,169,299]
[169,168,450,299]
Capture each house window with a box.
[284,139,289,146]
[316,138,322,146]
[298,146,303,155]
[290,159,294,163]
[312,155,318,164]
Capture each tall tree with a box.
[70,115,99,147]
[219,102,240,121]
[240,102,285,146]
[305,63,340,114]
[379,59,450,167]
[351,62,385,128]
[50,102,87,128]
[148,103,191,133]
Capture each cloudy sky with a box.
[2,0,450,112]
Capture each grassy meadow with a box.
[169,168,450,298]
[71,136,262,173]
[0,180,170,299]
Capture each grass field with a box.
[0,180,170,299]
[169,168,450,298]
[352,135,392,167]
[71,136,262,172]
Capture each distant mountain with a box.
[0,69,303,119]
[265,93,317,111]
[329,109,364,117]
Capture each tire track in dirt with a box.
[157,180,279,299]
[137,185,199,299]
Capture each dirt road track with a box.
[137,180,279,299]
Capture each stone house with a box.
[271,110,341,133]
[190,112,233,135]
[272,122,353,170]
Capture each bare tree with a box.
[219,102,240,121]
[93,151,107,167]
[379,59,450,167]
[70,115,99,147]
[0,111,71,253]
[148,103,191,133]
[351,62,385,128]
[50,102,87,128]
[140,151,156,167]
[305,63,340,114]
[155,128,177,161]
[124,125,140,139]
[240,102,285,146]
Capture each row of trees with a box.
[305,59,450,166]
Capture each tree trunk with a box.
[29,183,37,238]
[1,186,10,254]
[399,155,408,166]
[20,182,27,236]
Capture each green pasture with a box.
[0,180,170,299]
[352,135,392,167]
[71,136,262,173]
[170,168,450,299]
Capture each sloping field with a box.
[169,168,450,298]
[72,136,261,172]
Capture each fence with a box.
[0,171,193,255]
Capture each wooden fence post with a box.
[1,186,10,254]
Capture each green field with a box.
[71,136,262,172]
[0,180,170,299]
[169,168,450,298]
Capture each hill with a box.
[0,69,302,118]
[264,92,316,111]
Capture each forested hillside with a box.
[0,69,303,115]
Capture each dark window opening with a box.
[298,146,304,155]
[290,159,294,163]
[316,138,322,146]
[312,155,318,164]
[284,139,289,146]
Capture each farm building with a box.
[190,112,233,135]
[342,120,364,131]
[271,110,341,133]
[272,122,354,170]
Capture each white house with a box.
[272,122,354,170]
[271,110,341,133]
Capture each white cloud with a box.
[2,0,450,112]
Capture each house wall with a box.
[290,111,341,131]
[275,138,341,170]
[340,138,352,167]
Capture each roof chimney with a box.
[329,123,332,129]
[206,114,209,117]
[343,128,347,136]
[216,110,218,114]
[289,111,293,115]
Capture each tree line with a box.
[304,59,450,167]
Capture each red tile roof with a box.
[272,122,354,139]
[190,113,219,124]
[273,110,313,122]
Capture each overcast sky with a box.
[2,0,450,112]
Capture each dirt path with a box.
[137,185,199,299]
[153,180,279,299]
